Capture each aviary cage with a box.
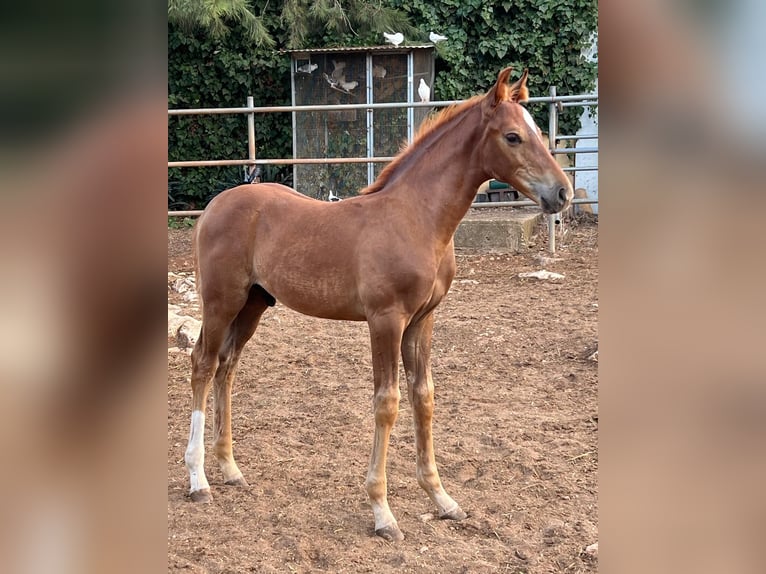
[288,45,435,199]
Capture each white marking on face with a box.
[522,107,541,140]
[185,410,210,492]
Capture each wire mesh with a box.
[292,48,434,199]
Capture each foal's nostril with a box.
[557,187,569,204]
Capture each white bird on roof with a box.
[429,32,447,44]
[297,62,318,74]
[418,78,431,102]
[383,32,404,47]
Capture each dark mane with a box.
[359,95,484,195]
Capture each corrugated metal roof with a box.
[284,45,434,56]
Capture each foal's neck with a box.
[396,105,489,244]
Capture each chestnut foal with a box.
[184,68,572,541]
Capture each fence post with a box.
[247,96,257,182]
[548,86,558,254]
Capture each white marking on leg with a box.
[432,489,460,515]
[185,410,209,493]
[371,502,397,532]
[220,459,244,483]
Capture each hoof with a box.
[439,506,467,521]
[189,488,213,503]
[224,476,249,487]
[375,523,405,542]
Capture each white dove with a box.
[418,78,431,102]
[340,80,358,92]
[429,32,447,43]
[296,62,318,74]
[383,32,404,47]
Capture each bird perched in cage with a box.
[328,189,342,202]
[372,65,387,78]
[429,32,447,44]
[296,62,318,74]
[383,32,403,46]
[330,60,346,81]
[323,72,339,88]
[332,83,357,95]
[418,78,431,102]
[325,72,357,95]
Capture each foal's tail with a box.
[191,215,203,310]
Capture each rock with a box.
[168,305,202,350]
[176,319,202,350]
[183,290,199,302]
[518,269,565,281]
[168,308,195,334]
[584,542,598,556]
[168,346,192,355]
[173,276,196,294]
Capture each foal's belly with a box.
[260,272,367,322]
[277,292,367,322]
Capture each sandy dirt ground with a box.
[167,213,598,573]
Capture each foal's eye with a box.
[505,132,522,145]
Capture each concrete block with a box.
[454,209,541,252]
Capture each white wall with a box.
[574,34,598,214]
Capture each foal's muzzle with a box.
[539,183,573,214]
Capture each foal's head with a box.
[480,68,573,214]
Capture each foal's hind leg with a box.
[401,312,466,521]
[185,302,234,502]
[185,288,250,503]
[211,289,269,486]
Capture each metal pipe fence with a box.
[168,198,600,219]
[472,198,597,208]
[168,90,598,240]
[557,133,598,141]
[167,93,596,117]
[168,157,397,168]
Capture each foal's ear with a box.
[486,67,514,109]
[508,69,529,103]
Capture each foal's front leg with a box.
[402,313,466,521]
[365,314,406,541]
